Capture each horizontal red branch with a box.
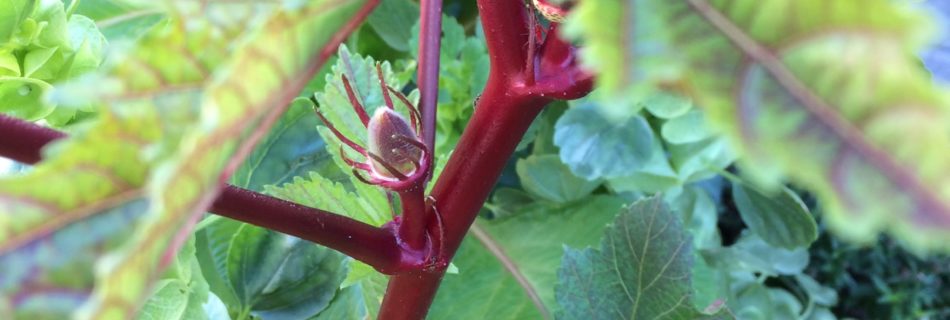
[0,114,404,272]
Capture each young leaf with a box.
[555,196,701,319]
[516,154,601,204]
[137,238,213,320]
[554,102,654,180]
[568,0,950,252]
[732,181,817,249]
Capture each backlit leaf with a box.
[568,0,950,252]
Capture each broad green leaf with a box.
[516,154,601,203]
[569,0,950,252]
[555,196,701,319]
[465,196,626,314]
[554,102,654,180]
[201,217,346,320]
[483,187,544,219]
[732,181,817,249]
[367,0,418,52]
[70,2,370,318]
[137,238,212,320]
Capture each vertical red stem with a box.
[379,83,547,319]
[417,0,443,157]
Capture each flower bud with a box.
[366,108,423,179]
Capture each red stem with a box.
[417,0,442,160]
[378,0,593,317]
[0,114,405,273]
[393,0,443,260]
[379,83,547,320]
[397,187,428,250]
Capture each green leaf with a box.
[311,286,366,320]
[555,196,701,319]
[605,133,681,194]
[429,198,621,320]
[794,274,837,307]
[709,233,809,276]
[265,168,391,317]
[137,238,212,320]
[732,181,817,249]
[554,102,654,180]
[661,110,713,145]
[202,217,346,320]
[464,196,626,314]
[516,154,601,203]
[231,101,343,192]
[643,92,693,119]
[570,0,950,252]
[671,187,721,250]
[0,0,35,44]
[367,0,418,51]
[266,171,389,227]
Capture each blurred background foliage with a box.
[0,0,948,319]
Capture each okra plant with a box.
[1,0,948,319]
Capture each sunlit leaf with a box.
[461,196,625,313]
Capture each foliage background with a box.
[0,0,948,319]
